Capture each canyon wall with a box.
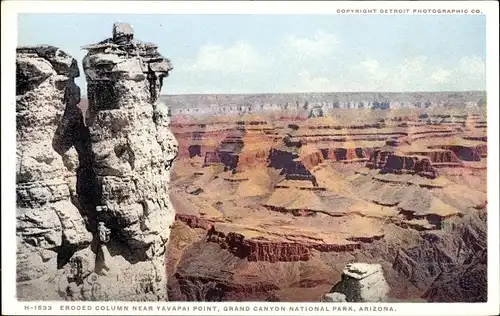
[16,22,178,301]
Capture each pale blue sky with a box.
[18,14,486,95]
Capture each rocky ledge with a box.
[16,22,178,301]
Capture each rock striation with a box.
[16,22,178,301]
[321,263,389,302]
[207,229,311,262]
[166,101,487,301]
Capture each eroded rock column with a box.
[16,46,93,300]
[81,22,178,300]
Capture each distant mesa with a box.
[156,91,486,118]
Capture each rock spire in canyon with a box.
[16,22,178,301]
[80,22,178,300]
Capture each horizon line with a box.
[161,90,487,96]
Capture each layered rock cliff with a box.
[166,95,487,302]
[16,22,178,301]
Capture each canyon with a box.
[16,23,487,303]
[166,95,487,302]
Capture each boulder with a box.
[113,22,134,42]
[323,263,390,302]
[321,292,347,302]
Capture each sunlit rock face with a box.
[80,22,178,300]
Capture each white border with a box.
[2,1,499,316]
